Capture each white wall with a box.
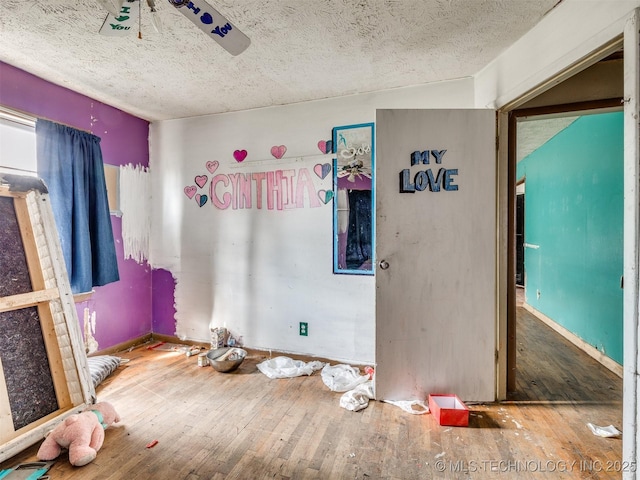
[148,0,640,369]
[150,80,474,364]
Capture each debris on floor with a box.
[197,352,209,367]
[340,381,374,412]
[321,364,369,392]
[185,346,203,357]
[0,461,55,479]
[257,356,325,379]
[147,342,191,352]
[210,327,228,349]
[319,364,376,412]
[382,399,429,415]
[587,423,621,438]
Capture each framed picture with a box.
[332,122,375,275]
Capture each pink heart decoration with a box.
[270,145,287,159]
[314,163,331,179]
[184,185,197,199]
[234,150,248,162]
[206,161,219,174]
[195,194,208,207]
[318,139,333,154]
[318,190,334,204]
[195,175,208,189]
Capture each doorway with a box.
[505,52,624,394]
[510,107,624,404]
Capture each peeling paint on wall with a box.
[152,268,178,336]
[83,307,99,354]
[120,164,150,263]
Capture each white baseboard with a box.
[522,303,623,378]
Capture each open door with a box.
[375,109,496,402]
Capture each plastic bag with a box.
[382,399,430,415]
[257,356,325,379]
[321,364,370,392]
[340,380,375,412]
[587,423,621,437]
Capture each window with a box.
[0,108,36,175]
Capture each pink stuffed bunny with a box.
[37,401,121,466]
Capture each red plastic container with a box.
[428,394,469,427]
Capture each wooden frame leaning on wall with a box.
[0,174,94,463]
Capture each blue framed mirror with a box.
[332,122,375,275]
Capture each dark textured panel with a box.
[0,196,33,296]
[0,307,59,430]
[0,196,58,430]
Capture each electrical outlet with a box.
[299,322,308,336]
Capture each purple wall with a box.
[0,62,154,350]
[152,269,177,336]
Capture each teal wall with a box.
[516,112,623,365]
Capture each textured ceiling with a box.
[517,116,579,163]
[1,0,560,121]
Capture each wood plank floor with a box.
[1,303,624,479]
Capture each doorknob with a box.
[379,260,389,270]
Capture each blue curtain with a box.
[36,119,119,294]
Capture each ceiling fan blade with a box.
[173,0,250,56]
[150,10,163,33]
[96,0,125,17]
[147,0,163,33]
[99,0,139,36]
